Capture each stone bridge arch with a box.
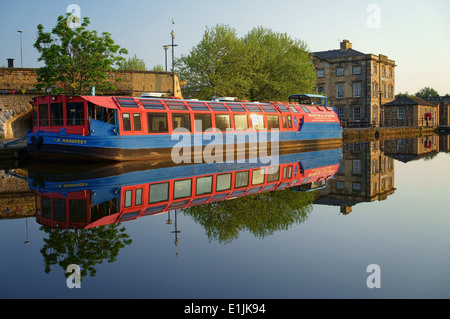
[0,95,33,139]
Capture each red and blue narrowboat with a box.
[27,93,342,162]
[29,147,342,229]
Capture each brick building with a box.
[312,40,396,127]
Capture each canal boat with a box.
[27,94,342,162]
[29,147,342,229]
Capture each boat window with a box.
[39,103,49,126]
[172,113,191,132]
[194,113,212,132]
[147,113,168,133]
[267,115,279,129]
[124,190,133,207]
[166,101,188,110]
[302,106,311,113]
[216,173,232,192]
[122,113,132,131]
[215,114,231,132]
[287,116,292,128]
[41,196,51,219]
[66,102,85,126]
[174,179,192,199]
[196,176,213,195]
[252,168,265,185]
[88,103,115,123]
[69,199,87,222]
[288,166,293,178]
[267,166,280,183]
[235,171,249,188]
[50,103,63,126]
[32,104,38,127]
[149,182,169,203]
[250,114,265,130]
[234,114,248,131]
[53,198,66,222]
[245,104,263,113]
[133,113,142,131]
[135,188,143,206]
[283,167,287,179]
[282,116,287,128]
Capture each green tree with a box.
[177,24,317,101]
[415,87,439,99]
[242,27,317,101]
[34,14,128,95]
[177,24,248,100]
[151,64,165,72]
[118,54,147,71]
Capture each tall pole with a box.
[163,45,169,72]
[171,20,176,97]
[18,30,23,68]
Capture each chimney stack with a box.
[7,59,14,68]
[340,40,352,51]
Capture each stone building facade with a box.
[313,40,396,127]
[383,96,439,127]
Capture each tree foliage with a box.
[34,14,128,95]
[39,224,132,278]
[177,24,317,101]
[118,54,147,71]
[415,87,439,99]
[182,188,316,244]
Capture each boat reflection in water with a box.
[29,148,342,230]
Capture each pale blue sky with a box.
[1,0,449,95]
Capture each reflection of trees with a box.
[39,224,132,278]
[183,189,315,243]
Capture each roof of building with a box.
[384,96,437,107]
[312,48,366,60]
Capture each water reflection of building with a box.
[384,135,439,162]
[315,141,395,214]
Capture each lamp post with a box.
[164,21,178,97]
[163,45,169,72]
[17,30,23,68]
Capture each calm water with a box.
[1,134,450,300]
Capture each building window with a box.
[373,65,377,74]
[317,69,324,78]
[389,68,393,78]
[383,84,386,98]
[336,181,344,190]
[336,107,344,120]
[353,182,361,191]
[337,67,344,76]
[353,66,361,75]
[353,107,361,122]
[397,108,405,120]
[373,82,378,97]
[317,86,324,94]
[353,82,361,97]
[388,85,393,99]
[337,84,344,98]
[353,159,361,174]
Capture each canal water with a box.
[1,134,450,300]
